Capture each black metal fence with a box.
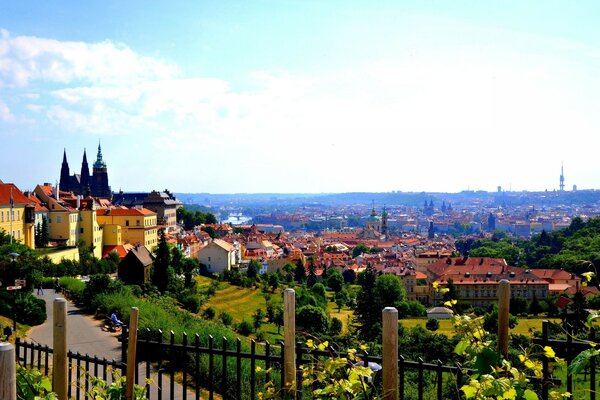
[15,322,599,400]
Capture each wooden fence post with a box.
[53,298,68,400]
[497,279,511,357]
[125,307,139,400]
[382,307,399,400]
[0,342,16,400]
[283,288,296,397]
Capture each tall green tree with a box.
[354,263,380,341]
[294,258,306,282]
[152,229,172,293]
[306,257,317,287]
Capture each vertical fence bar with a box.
[0,342,16,400]
[85,354,90,395]
[53,298,68,400]
[250,340,256,400]
[566,329,573,395]
[418,358,424,400]
[383,307,399,400]
[497,279,510,357]
[76,353,82,400]
[436,360,443,399]
[208,335,214,400]
[399,355,405,400]
[265,341,272,384]
[182,332,188,400]
[222,337,228,400]
[126,307,139,400]
[121,326,129,376]
[195,334,200,400]
[169,331,175,400]
[236,339,242,400]
[283,288,296,397]
[157,330,163,400]
[44,345,49,376]
[542,321,549,400]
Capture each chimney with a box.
[76,195,81,209]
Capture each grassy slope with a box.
[197,276,284,342]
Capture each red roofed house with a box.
[0,183,35,248]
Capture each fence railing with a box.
[3,286,599,400]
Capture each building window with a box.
[126,220,129,226]
[80,228,84,234]
[57,215,62,223]
[17,210,20,220]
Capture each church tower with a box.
[59,149,71,193]
[381,205,388,238]
[80,149,90,196]
[91,142,111,198]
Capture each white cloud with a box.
[0,30,177,87]
[0,97,14,121]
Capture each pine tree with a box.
[354,263,380,341]
[41,217,49,246]
[306,257,317,287]
[152,229,172,293]
[294,258,306,282]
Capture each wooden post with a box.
[125,307,139,400]
[53,298,68,400]
[0,342,16,400]
[382,307,399,400]
[497,279,511,357]
[283,288,296,396]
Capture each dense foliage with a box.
[176,207,217,230]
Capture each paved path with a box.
[27,290,121,360]
[26,289,197,400]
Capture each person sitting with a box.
[110,313,123,327]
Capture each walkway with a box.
[26,289,196,399]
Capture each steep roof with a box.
[212,239,234,252]
[0,183,34,206]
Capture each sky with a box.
[1,1,600,194]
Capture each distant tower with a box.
[381,206,388,237]
[428,221,435,239]
[59,149,71,193]
[79,148,90,195]
[559,163,565,192]
[91,141,111,198]
[487,213,496,231]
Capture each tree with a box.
[327,269,344,293]
[247,259,260,280]
[152,228,172,293]
[335,289,349,312]
[528,294,543,316]
[426,318,440,331]
[294,258,306,282]
[342,268,356,284]
[352,244,370,258]
[297,305,329,335]
[201,226,217,239]
[252,309,265,332]
[171,247,183,275]
[329,317,343,336]
[267,273,279,292]
[306,257,317,287]
[354,263,381,341]
[181,257,198,288]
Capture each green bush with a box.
[219,311,233,326]
[181,295,201,313]
[236,320,253,336]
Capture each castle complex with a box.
[59,143,111,198]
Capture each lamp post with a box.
[9,252,20,332]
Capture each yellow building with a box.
[0,183,35,248]
[34,185,80,247]
[96,208,158,251]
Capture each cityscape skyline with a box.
[1,2,600,193]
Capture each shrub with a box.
[219,311,233,326]
[425,318,440,331]
[202,306,216,320]
[236,320,253,336]
[180,295,201,313]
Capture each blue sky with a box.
[1,1,600,193]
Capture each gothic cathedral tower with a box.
[91,142,111,198]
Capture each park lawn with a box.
[0,315,30,342]
[397,317,561,337]
[197,276,284,342]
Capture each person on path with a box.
[37,283,44,295]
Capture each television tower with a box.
[559,163,565,192]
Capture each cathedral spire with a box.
[59,148,71,193]
[94,141,107,169]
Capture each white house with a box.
[198,239,236,274]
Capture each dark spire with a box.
[94,141,107,169]
[59,148,71,193]
[80,148,90,193]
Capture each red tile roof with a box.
[0,183,34,205]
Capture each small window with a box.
[80,228,84,234]
[126,220,129,226]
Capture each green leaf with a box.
[455,340,469,355]
[461,384,478,399]
[523,389,539,400]
[474,348,500,375]
[568,348,600,374]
